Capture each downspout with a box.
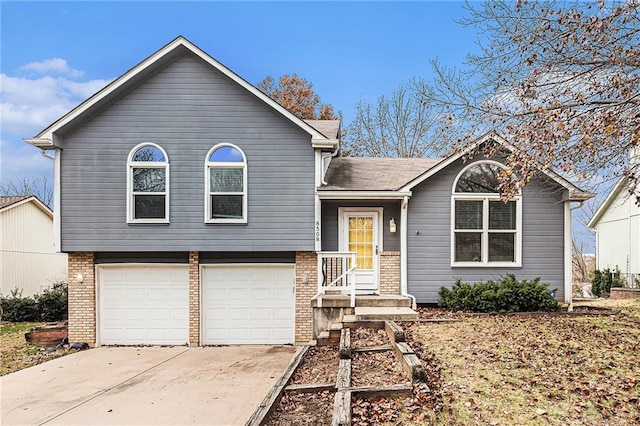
[400,195,417,309]
[40,149,61,252]
[564,199,586,307]
[321,145,340,185]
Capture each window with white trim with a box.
[127,143,169,223]
[452,161,521,266]
[205,144,247,223]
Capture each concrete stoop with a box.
[315,295,417,346]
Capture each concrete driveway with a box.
[1,345,298,425]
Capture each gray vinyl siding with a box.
[59,52,315,252]
[321,201,401,252]
[407,158,566,303]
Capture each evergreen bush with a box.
[438,274,559,313]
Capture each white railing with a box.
[315,251,357,307]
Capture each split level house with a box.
[25,36,593,347]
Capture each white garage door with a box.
[202,264,295,345]
[98,265,189,346]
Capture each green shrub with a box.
[36,281,68,322]
[592,268,624,297]
[0,282,68,322]
[592,269,603,297]
[1,288,39,322]
[438,274,559,313]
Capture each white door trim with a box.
[338,207,383,294]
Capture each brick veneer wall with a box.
[379,251,400,295]
[188,251,200,346]
[295,251,317,344]
[68,252,96,345]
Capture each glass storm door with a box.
[342,211,379,293]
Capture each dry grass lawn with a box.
[0,322,72,376]
[405,298,640,425]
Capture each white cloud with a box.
[20,58,84,78]
[0,59,112,186]
[0,70,111,135]
[0,139,53,183]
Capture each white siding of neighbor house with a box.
[594,187,640,277]
[1,201,68,296]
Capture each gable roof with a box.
[0,195,53,217]
[25,36,330,147]
[304,120,341,139]
[320,157,441,191]
[587,177,628,228]
[398,131,594,201]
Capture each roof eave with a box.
[317,190,412,200]
[312,139,339,149]
[587,177,627,228]
[23,138,53,149]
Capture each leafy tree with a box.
[415,0,640,201]
[0,174,53,208]
[257,74,340,120]
[343,84,447,158]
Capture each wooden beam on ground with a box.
[402,353,427,382]
[339,328,351,359]
[246,345,310,426]
[331,390,352,426]
[284,383,336,394]
[352,345,393,353]
[393,342,414,362]
[349,383,414,399]
[336,358,351,389]
[385,321,405,343]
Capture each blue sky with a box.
[0,1,596,250]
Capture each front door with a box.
[340,210,381,293]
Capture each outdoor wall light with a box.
[76,273,84,283]
[389,218,397,233]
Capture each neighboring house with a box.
[588,177,640,286]
[0,195,68,296]
[25,36,592,347]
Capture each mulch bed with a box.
[265,390,334,425]
[289,345,339,385]
[351,327,390,349]
[352,389,435,426]
[351,350,410,387]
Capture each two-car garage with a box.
[97,263,295,346]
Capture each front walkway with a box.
[1,345,298,425]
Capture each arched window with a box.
[451,161,521,266]
[127,143,170,223]
[205,144,247,223]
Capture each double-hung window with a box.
[452,161,521,266]
[127,143,169,223]
[205,144,247,223]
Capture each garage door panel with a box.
[99,266,189,346]
[251,308,270,320]
[228,288,250,300]
[203,265,295,345]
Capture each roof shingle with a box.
[0,195,32,209]
[320,157,441,191]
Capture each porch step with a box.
[312,294,412,308]
[317,327,341,346]
[351,307,418,321]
